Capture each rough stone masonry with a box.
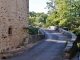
[0,0,29,53]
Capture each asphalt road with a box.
[6,29,68,60]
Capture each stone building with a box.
[0,0,29,53]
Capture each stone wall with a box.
[0,0,29,53]
[58,28,77,59]
[29,34,45,43]
[48,26,58,30]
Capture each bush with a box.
[29,28,39,35]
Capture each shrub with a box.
[29,28,39,35]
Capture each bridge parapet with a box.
[58,28,77,59]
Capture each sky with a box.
[29,0,49,13]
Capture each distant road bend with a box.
[6,29,68,60]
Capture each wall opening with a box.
[8,27,12,35]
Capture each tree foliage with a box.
[45,0,80,35]
[29,11,48,27]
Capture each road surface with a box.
[6,29,68,60]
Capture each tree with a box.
[45,0,56,14]
[29,11,48,27]
[45,0,80,34]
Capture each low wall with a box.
[48,26,58,30]
[59,28,77,59]
[29,34,45,43]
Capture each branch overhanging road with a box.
[6,29,68,60]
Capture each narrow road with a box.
[6,29,68,60]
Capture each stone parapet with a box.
[29,34,45,43]
[58,28,77,59]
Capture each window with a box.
[8,27,12,35]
